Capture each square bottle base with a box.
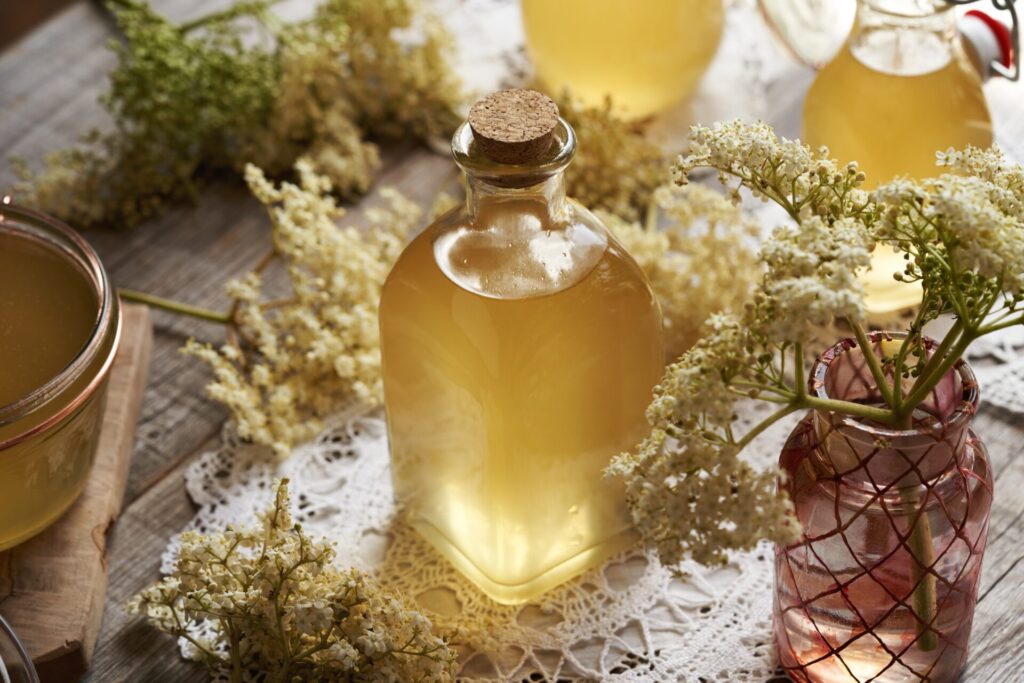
[409,516,640,605]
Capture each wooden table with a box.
[1,2,1022,681]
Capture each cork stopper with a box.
[468,89,559,165]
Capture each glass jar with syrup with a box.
[0,203,121,550]
[379,90,664,604]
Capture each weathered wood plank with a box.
[0,304,152,682]
[79,440,211,683]
[963,408,1024,681]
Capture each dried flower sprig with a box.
[183,162,421,457]
[10,0,461,230]
[603,183,761,359]
[611,122,1024,575]
[559,95,666,222]
[128,479,456,682]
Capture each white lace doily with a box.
[964,325,1024,415]
[164,402,800,682]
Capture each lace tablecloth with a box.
[162,1,1024,679]
[165,402,799,681]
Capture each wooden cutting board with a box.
[0,303,153,682]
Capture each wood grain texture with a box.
[1,2,1022,682]
[0,304,152,682]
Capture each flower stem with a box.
[119,288,232,324]
[735,402,802,449]
[802,396,896,425]
[850,321,894,408]
[979,313,1024,335]
[899,484,938,652]
[178,0,279,33]
[894,332,973,423]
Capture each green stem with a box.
[794,343,806,399]
[228,622,244,683]
[895,332,973,423]
[899,484,938,652]
[803,396,896,425]
[979,314,1024,335]
[178,0,278,33]
[731,380,796,399]
[850,321,894,408]
[644,198,660,232]
[911,318,963,394]
[890,304,928,412]
[735,402,802,450]
[119,288,232,324]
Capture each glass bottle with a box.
[774,332,993,682]
[802,0,995,316]
[379,90,664,605]
[520,0,725,118]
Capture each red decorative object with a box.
[774,333,994,682]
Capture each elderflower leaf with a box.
[127,479,456,681]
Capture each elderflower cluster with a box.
[679,121,876,344]
[11,0,461,230]
[559,95,666,221]
[609,122,881,568]
[186,163,420,456]
[608,315,797,567]
[604,183,761,359]
[757,215,873,343]
[679,120,874,224]
[128,480,455,682]
[877,147,1024,304]
[612,121,1024,572]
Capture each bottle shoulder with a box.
[386,198,655,302]
[816,35,986,86]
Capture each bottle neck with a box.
[464,172,568,225]
[451,117,577,227]
[852,0,958,76]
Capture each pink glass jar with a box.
[774,333,993,682]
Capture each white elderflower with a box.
[757,215,872,342]
[127,480,456,681]
[186,163,422,457]
[605,183,761,359]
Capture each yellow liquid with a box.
[380,198,663,604]
[0,235,96,406]
[0,232,106,549]
[803,44,993,314]
[521,0,725,118]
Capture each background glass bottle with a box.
[802,0,993,315]
[521,0,725,118]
